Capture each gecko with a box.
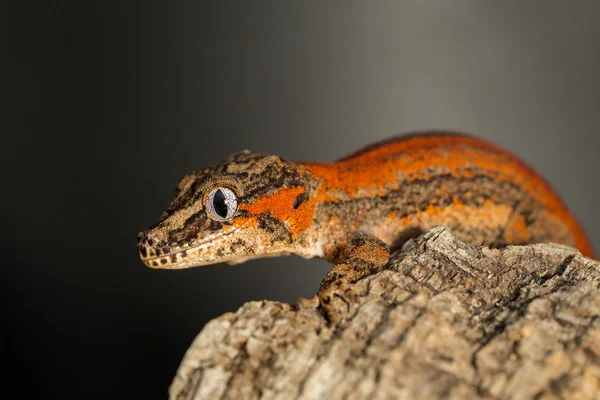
[137,132,595,291]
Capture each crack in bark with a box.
[295,292,367,399]
[535,254,575,285]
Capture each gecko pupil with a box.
[213,189,228,218]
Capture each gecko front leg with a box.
[318,232,390,321]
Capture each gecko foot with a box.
[318,233,390,322]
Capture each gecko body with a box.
[138,132,595,277]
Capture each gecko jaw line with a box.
[142,228,239,262]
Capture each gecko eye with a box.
[205,187,238,221]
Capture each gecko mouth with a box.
[138,229,239,269]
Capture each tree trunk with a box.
[169,226,600,400]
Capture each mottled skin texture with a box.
[138,132,595,289]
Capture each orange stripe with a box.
[239,186,316,236]
[299,133,595,258]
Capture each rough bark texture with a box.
[169,227,600,400]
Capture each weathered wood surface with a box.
[170,227,600,400]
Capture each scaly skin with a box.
[137,132,595,279]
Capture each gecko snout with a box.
[137,226,202,269]
[136,231,145,245]
[137,230,165,267]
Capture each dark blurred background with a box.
[4,2,600,398]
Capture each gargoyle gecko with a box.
[138,132,595,290]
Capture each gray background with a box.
[5,2,600,398]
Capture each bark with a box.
[169,226,600,400]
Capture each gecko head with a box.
[137,150,320,269]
